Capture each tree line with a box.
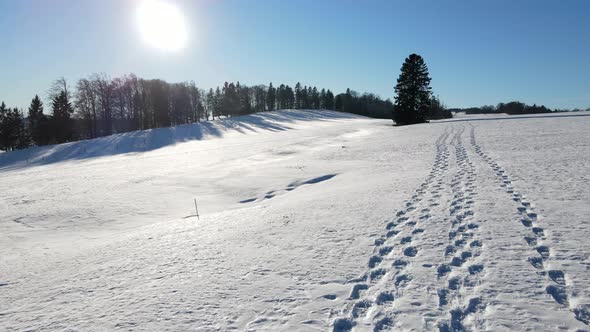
[448,102,589,115]
[1,53,459,151]
[0,74,402,152]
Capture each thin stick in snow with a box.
[194,198,200,220]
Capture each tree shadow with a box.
[0,110,363,171]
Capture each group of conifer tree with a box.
[0,75,400,151]
[0,53,457,152]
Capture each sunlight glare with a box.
[136,0,188,52]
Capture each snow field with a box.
[1,110,589,331]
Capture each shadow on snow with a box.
[0,110,363,171]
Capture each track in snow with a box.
[332,126,489,331]
[469,125,590,327]
[332,124,590,331]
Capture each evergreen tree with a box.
[285,85,295,109]
[28,95,48,145]
[0,106,30,151]
[222,82,240,116]
[206,88,215,119]
[266,82,276,111]
[393,53,432,125]
[294,82,303,108]
[237,82,252,115]
[342,88,354,113]
[334,94,343,112]
[311,87,320,109]
[214,86,222,118]
[51,90,75,143]
[11,108,30,149]
[277,84,286,109]
[325,90,335,110]
[0,102,8,150]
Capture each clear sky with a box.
[1,0,589,110]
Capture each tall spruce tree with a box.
[28,95,47,145]
[11,108,30,149]
[0,102,8,150]
[393,53,432,125]
[325,90,335,110]
[266,82,276,111]
[51,91,75,143]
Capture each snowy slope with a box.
[1,110,589,331]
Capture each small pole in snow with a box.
[194,198,200,220]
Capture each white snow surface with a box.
[1,110,589,331]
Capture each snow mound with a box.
[0,109,364,170]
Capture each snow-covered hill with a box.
[1,110,589,331]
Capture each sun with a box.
[136,0,188,52]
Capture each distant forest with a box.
[0,75,398,152]
[448,102,589,115]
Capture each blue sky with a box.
[1,0,589,110]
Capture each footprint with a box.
[420,214,432,220]
[532,227,544,237]
[393,259,408,268]
[454,239,466,247]
[349,284,369,299]
[437,264,451,277]
[370,268,387,282]
[379,246,393,256]
[450,256,465,267]
[528,256,543,269]
[469,240,482,248]
[239,198,257,204]
[445,245,456,256]
[438,288,449,306]
[400,236,412,244]
[332,318,354,332]
[395,274,412,287]
[404,247,418,257]
[368,256,383,268]
[375,291,395,304]
[386,230,399,238]
[374,317,394,331]
[536,246,550,260]
[351,300,372,318]
[412,228,425,234]
[574,305,590,325]
[468,264,484,275]
[546,285,568,305]
[548,270,566,285]
[524,236,537,246]
[448,277,462,290]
